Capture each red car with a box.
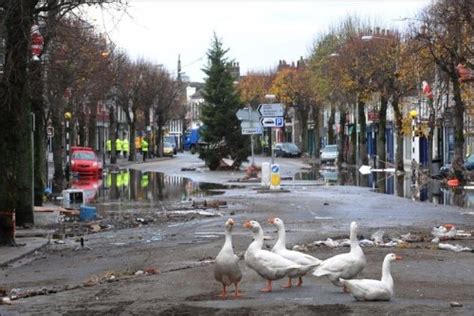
[70,147,103,177]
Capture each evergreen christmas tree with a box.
[199,35,249,170]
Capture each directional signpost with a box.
[260,116,284,128]
[236,107,263,165]
[257,103,284,117]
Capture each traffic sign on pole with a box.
[257,103,284,117]
[260,117,284,128]
[236,108,260,121]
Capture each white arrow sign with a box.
[260,117,284,128]
[257,103,284,117]
[236,108,260,121]
[359,165,396,175]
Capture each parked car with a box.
[274,142,302,158]
[440,154,474,177]
[70,147,102,177]
[164,135,177,155]
[320,144,338,163]
[163,142,175,157]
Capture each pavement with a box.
[0,234,50,267]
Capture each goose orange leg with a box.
[261,280,273,292]
[296,277,303,287]
[218,285,227,298]
[234,282,242,298]
[283,277,292,288]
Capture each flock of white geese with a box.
[214,218,402,301]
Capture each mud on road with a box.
[1,165,474,315]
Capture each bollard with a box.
[261,162,270,187]
[270,163,281,190]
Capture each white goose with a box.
[244,220,314,292]
[313,221,366,289]
[268,217,322,287]
[340,253,402,301]
[214,218,242,298]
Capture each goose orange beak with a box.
[267,218,275,224]
[243,221,252,228]
[395,255,403,260]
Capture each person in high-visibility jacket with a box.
[135,136,142,155]
[141,137,149,162]
[140,172,149,188]
[115,138,123,158]
[106,139,112,158]
[122,138,129,159]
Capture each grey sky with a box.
[87,1,430,82]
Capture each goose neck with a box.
[381,258,394,286]
[274,226,286,250]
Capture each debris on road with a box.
[431,224,457,240]
[438,243,472,253]
[450,301,463,308]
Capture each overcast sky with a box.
[86,1,430,82]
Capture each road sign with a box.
[240,120,262,129]
[47,126,54,137]
[257,103,284,117]
[260,116,284,128]
[241,127,263,135]
[236,108,260,122]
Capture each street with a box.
[1,153,474,315]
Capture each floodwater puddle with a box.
[296,166,474,209]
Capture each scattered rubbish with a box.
[54,240,65,244]
[431,237,440,244]
[314,238,340,248]
[371,230,384,245]
[431,224,457,240]
[79,206,97,222]
[144,267,159,275]
[359,239,375,247]
[192,199,227,209]
[461,212,474,216]
[134,270,144,276]
[438,243,472,253]
[180,167,196,171]
[455,230,472,238]
[450,301,463,308]
[313,216,333,220]
[88,224,101,232]
[1,297,12,305]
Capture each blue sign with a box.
[271,165,279,173]
[275,117,284,127]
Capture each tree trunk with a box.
[328,107,335,145]
[88,101,98,150]
[0,0,36,244]
[157,120,164,158]
[30,59,46,207]
[337,107,347,166]
[377,94,388,193]
[312,105,321,159]
[358,98,368,166]
[110,106,117,164]
[128,121,136,161]
[52,106,65,192]
[392,96,404,172]
[297,108,309,153]
[451,73,465,180]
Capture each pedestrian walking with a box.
[122,137,129,159]
[141,137,149,162]
[116,138,123,158]
[106,139,111,158]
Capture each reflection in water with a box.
[62,169,228,212]
[297,166,474,209]
[102,169,226,202]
